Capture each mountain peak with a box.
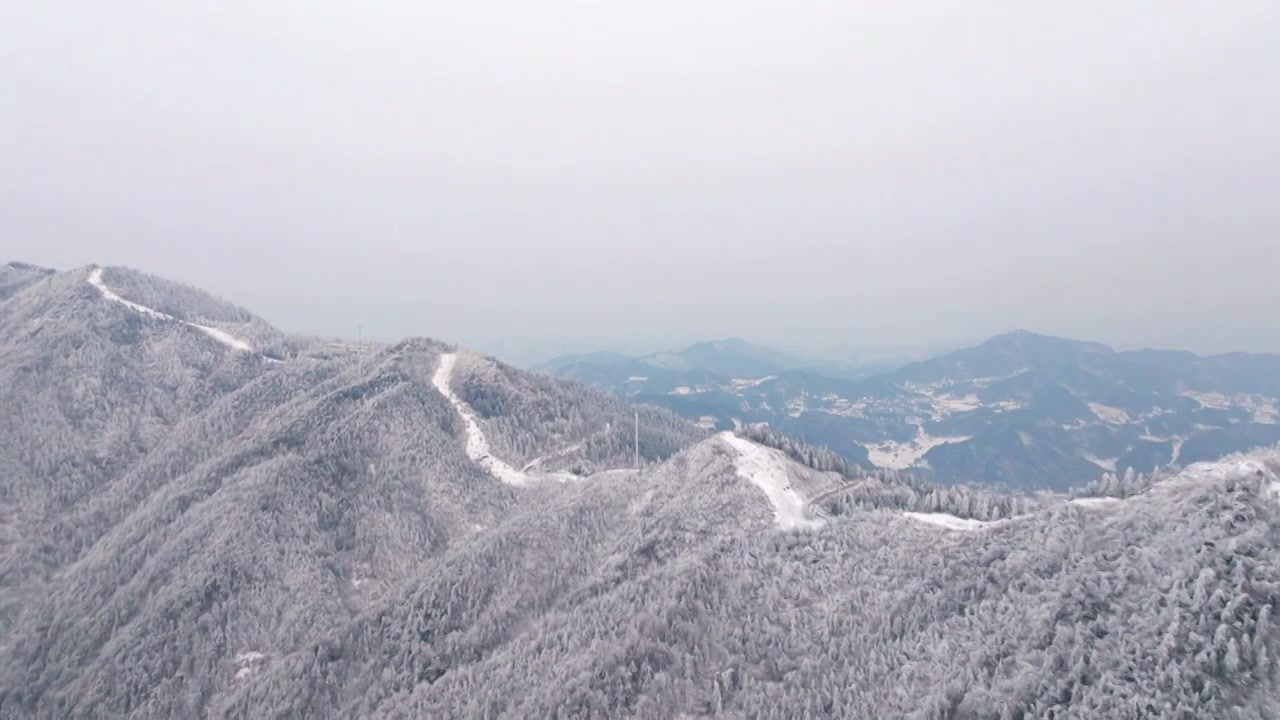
[4,260,56,274]
[0,261,58,301]
[983,329,1110,350]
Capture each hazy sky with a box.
[5,1,1279,362]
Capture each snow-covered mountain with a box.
[542,330,1280,490]
[0,261,56,301]
[4,264,1280,718]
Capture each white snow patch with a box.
[785,395,807,418]
[1068,496,1123,508]
[1088,402,1131,425]
[821,397,866,418]
[87,268,256,353]
[866,427,972,470]
[234,651,266,679]
[670,386,694,396]
[1179,390,1280,422]
[626,376,648,382]
[730,375,777,390]
[432,353,577,485]
[968,367,1031,387]
[990,400,1026,413]
[903,512,1001,532]
[1083,454,1118,472]
[1180,390,1232,409]
[719,432,822,530]
[695,416,719,430]
[1254,403,1279,424]
[928,393,982,420]
[190,324,254,353]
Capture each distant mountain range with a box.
[535,337,902,382]
[541,331,1280,490]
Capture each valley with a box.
[546,331,1280,490]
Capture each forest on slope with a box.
[1,264,1279,719]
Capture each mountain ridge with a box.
[4,263,1280,717]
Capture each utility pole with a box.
[357,323,365,374]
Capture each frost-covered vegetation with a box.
[98,265,319,360]
[2,266,1280,719]
[452,351,708,473]
[0,261,55,301]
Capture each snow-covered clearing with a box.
[902,512,1002,532]
[1179,390,1232,410]
[990,400,1025,413]
[730,375,776,390]
[968,367,1030,387]
[930,394,982,420]
[1178,391,1280,423]
[1084,453,1118,472]
[719,432,822,530]
[921,391,982,421]
[87,268,256,353]
[786,395,807,418]
[432,353,576,486]
[1068,496,1123,509]
[670,386,694,396]
[866,427,972,470]
[1088,402,1131,425]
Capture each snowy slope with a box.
[905,454,1280,534]
[1067,496,1123,509]
[87,267,256,353]
[902,512,1003,531]
[719,432,823,530]
[432,353,577,485]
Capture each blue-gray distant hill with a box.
[545,329,1280,490]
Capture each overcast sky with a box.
[5,1,1279,362]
